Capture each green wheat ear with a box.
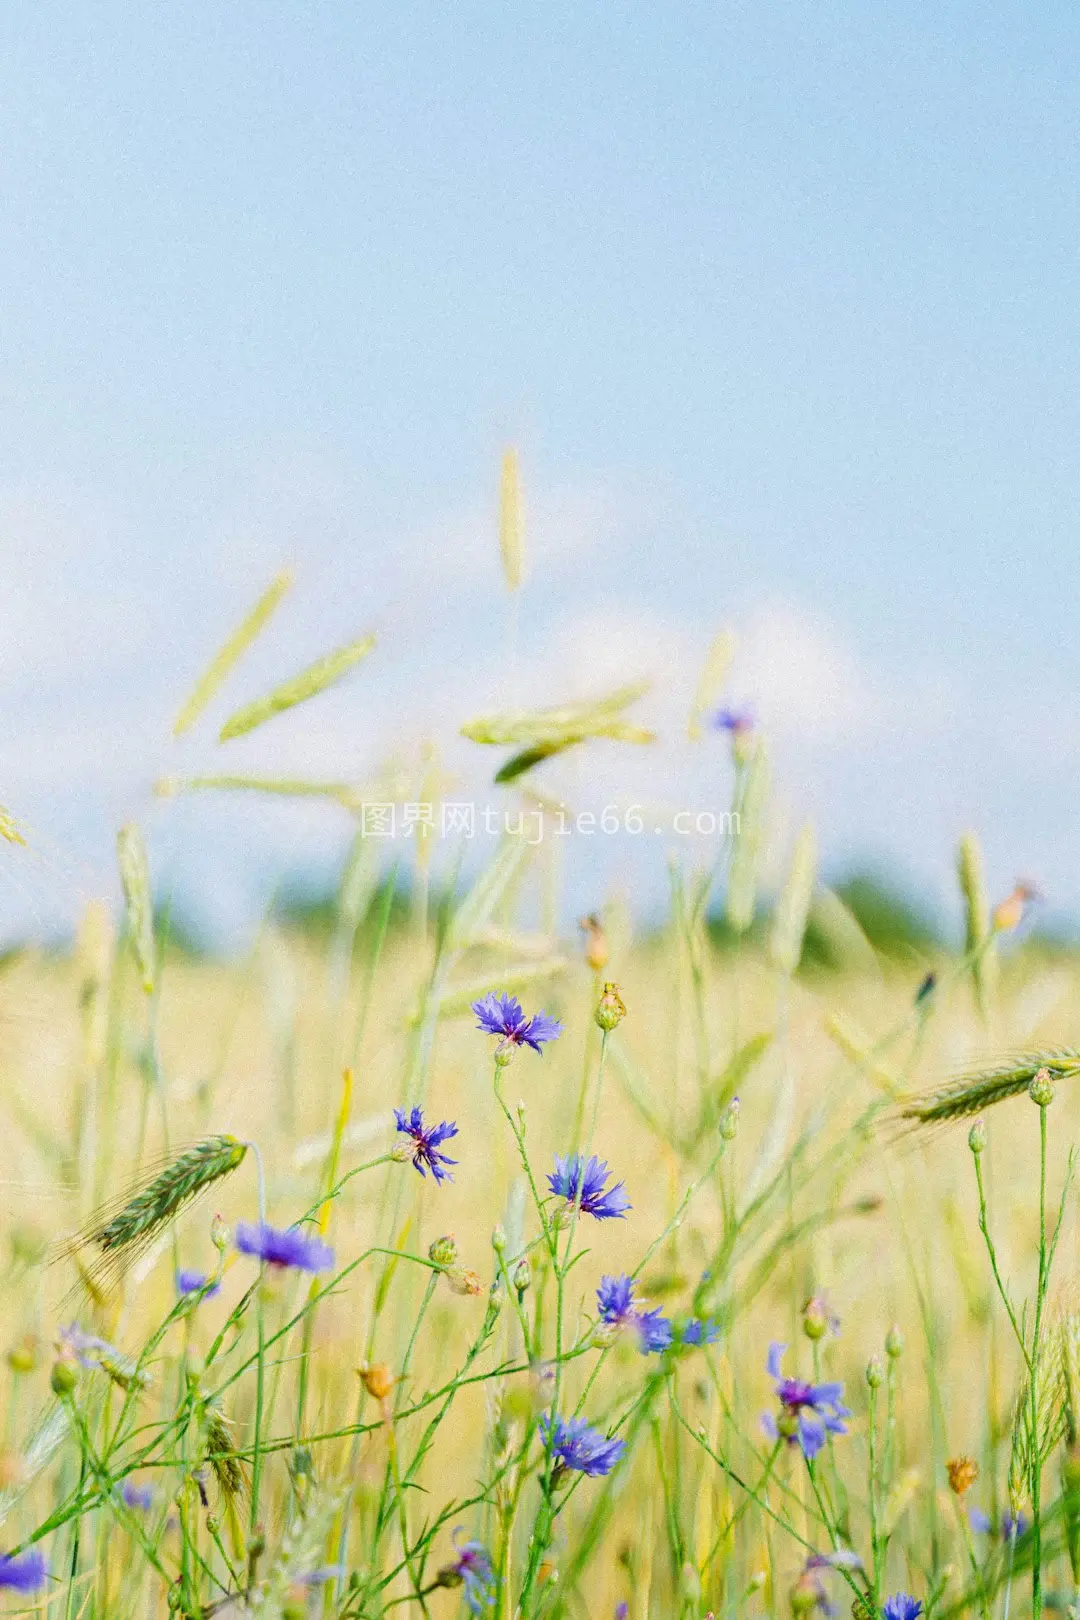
[901,1048,1080,1126]
[93,1136,247,1252]
[61,1136,248,1296]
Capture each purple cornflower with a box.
[883,1598,923,1620]
[440,1530,496,1614]
[615,1606,629,1620]
[547,1155,630,1220]
[541,1413,626,1478]
[121,1480,154,1512]
[761,1342,850,1459]
[596,1274,673,1354]
[57,1324,109,1368]
[472,992,563,1054]
[234,1222,334,1273]
[176,1270,220,1299]
[0,1551,47,1592]
[393,1106,458,1183]
[795,1550,862,1616]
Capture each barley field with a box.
[0,571,1074,1620]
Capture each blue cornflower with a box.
[121,1480,154,1512]
[969,1507,1029,1541]
[176,1269,220,1299]
[883,1597,923,1620]
[761,1342,850,1459]
[596,1274,672,1354]
[679,1317,721,1348]
[615,1606,629,1620]
[547,1155,630,1220]
[712,706,754,736]
[393,1106,458,1183]
[437,1530,496,1613]
[0,1551,47,1591]
[234,1222,334,1273]
[541,1413,626,1477]
[472,992,563,1053]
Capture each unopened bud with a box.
[512,1257,531,1294]
[210,1214,230,1253]
[435,1564,464,1590]
[885,1325,904,1360]
[390,1138,414,1163]
[865,1356,884,1389]
[791,1575,819,1614]
[595,982,627,1032]
[50,1360,77,1397]
[428,1234,458,1268]
[491,1225,507,1253]
[358,1362,395,1401]
[968,1119,987,1155]
[946,1455,979,1496]
[802,1296,829,1341]
[6,1335,40,1375]
[579,913,609,972]
[719,1097,741,1140]
[592,1321,621,1350]
[1029,1067,1055,1108]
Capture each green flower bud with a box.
[1029,1068,1055,1108]
[50,1360,77,1397]
[428,1233,458,1268]
[885,1324,904,1360]
[865,1356,884,1389]
[968,1119,987,1155]
[595,982,627,1032]
[719,1097,741,1140]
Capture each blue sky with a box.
[1,2,1079,941]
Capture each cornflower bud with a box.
[446,1267,484,1297]
[968,1119,987,1155]
[358,1362,395,1402]
[51,1360,77,1397]
[595,982,627,1032]
[429,1234,458,1268]
[1029,1067,1055,1108]
[946,1455,979,1496]
[579,913,609,972]
[719,1097,741,1140]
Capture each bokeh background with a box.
[3,2,1079,944]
